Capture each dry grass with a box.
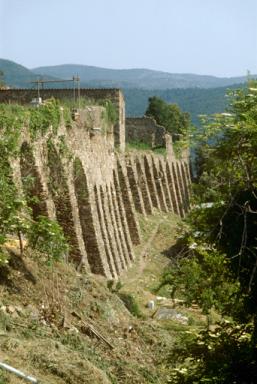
[0,212,205,384]
[120,212,180,313]
[0,246,166,383]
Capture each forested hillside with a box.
[0,59,59,88]
[32,63,253,90]
[0,58,246,123]
[124,85,242,124]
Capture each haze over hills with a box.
[0,58,252,91]
[0,58,252,122]
[32,63,253,90]
[0,59,60,88]
[123,85,239,124]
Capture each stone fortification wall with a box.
[10,104,130,278]
[1,90,191,279]
[0,88,125,152]
[126,117,166,148]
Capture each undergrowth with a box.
[126,141,167,156]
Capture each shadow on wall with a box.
[73,158,105,275]
[20,142,48,220]
[47,141,81,262]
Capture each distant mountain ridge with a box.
[0,58,254,90]
[32,63,254,89]
[0,58,252,123]
[0,58,60,88]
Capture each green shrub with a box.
[126,141,152,151]
[29,98,61,138]
[107,280,123,293]
[118,292,142,318]
[28,216,69,264]
[100,100,118,124]
[0,250,9,267]
[157,240,240,316]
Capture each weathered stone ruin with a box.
[0,88,191,278]
[126,116,166,148]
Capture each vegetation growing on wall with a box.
[28,215,69,264]
[99,99,118,125]
[140,96,191,156]
[126,141,167,156]
[0,100,69,264]
[0,96,120,266]
[62,97,118,125]
[0,98,62,142]
[145,96,190,140]
[0,104,29,263]
[0,160,27,264]
[29,98,61,138]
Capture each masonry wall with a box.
[0,88,125,152]
[2,91,191,279]
[126,116,166,148]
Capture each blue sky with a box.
[0,0,256,77]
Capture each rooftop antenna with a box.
[72,75,80,107]
[31,76,81,106]
[37,78,40,98]
[77,75,80,109]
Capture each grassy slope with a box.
[0,212,206,384]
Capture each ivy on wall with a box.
[0,99,69,264]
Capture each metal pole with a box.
[0,361,38,383]
[30,77,80,106]
[73,76,76,104]
[37,79,40,99]
[77,75,80,109]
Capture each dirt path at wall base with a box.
[119,212,179,314]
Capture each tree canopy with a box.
[0,70,5,88]
[145,96,190,139]
[159,81,257,383]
